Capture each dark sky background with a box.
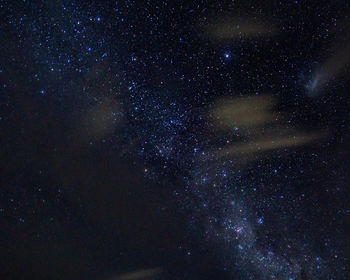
[1,1,350,279]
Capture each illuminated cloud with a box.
[108,268,161,280]
[204,17,276,41]
[216,132,323,158]
[210,94,326,160]
[73,97,123,143]
[212,95,275,130]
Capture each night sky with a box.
[1,1,350,279]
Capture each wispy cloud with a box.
[204,17,276,41]
[210,95,326,161]
[308,43,350,95]
[73,97,122,143]
[108,268,161,280]
[212,95,275,130]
